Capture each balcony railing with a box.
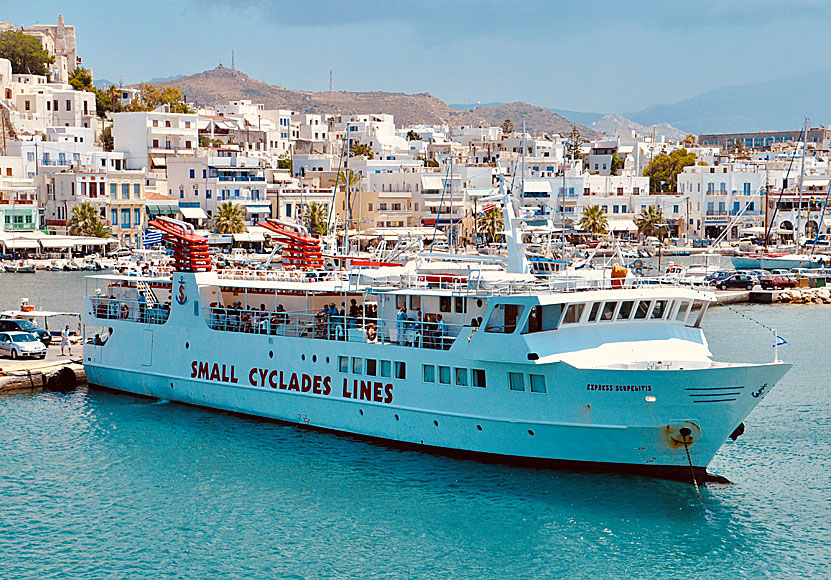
[91,298,170,325]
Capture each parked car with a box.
[705,270,735,285]
[760,273,797,290]
[0,318,51,345]
[0,331,47,359]
[107,247,133,258]
[716,273,756,290]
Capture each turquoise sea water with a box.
[1,273,829,578]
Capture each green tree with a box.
[100,125,113,152]
[126,83,193,113]
[214,202,246,234]
[349,143,374,159]
[68,67,93,91]
[683,134,697,147]
[731,138,746,154]
[94,84,122,118]
[88,221,113,239]
[417,154,439,168]
[566,125,584,161]
[67,202,102,236]
[406,129,422,141]
[304,203,328,237]
[501,118,514,134]
[609,153,625,176]
[330,169,361,193]
[643,148,697,193]
[0,31,54,76]
[277,152,291,170]
[635,205,665,239]
[579,205,608,235]
[477,207,503,243]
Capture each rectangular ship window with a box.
[675,301,690,323]
[530,374,547,393]
[455,368,467,386]
[338,356,349,373]
[380,360,391,377]
[471,369,486,388]
[423,364,435,383]
[634,300,651,319]
[509,372,525,391]
[651,300,668,319]
[562,303,584,324]
[366,359,377,376]
[352,357,362,374]
[600,301,617,321]
[588,302,602,322]
[438,366,451,384]
[617,300,634,320]
[394,361,406,379]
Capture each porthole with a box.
[326,357,330,363]
[269,351,274,358]
[359,409,364,416]
[312,355,317,363]
[395,414,400,421]
[301,354,305,361]
[185,342,189,349]
[528,429,535,436]
[476,425,482,431]
[434,419,439,427]
[477,299,483,307]
[170,382,174,389]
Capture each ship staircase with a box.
[136,280,160,305]
[146,217,212,272]
[260,219,323,269]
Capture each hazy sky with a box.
[6,1,831,113]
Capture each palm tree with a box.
[305,203,328,237]
[635,205,665,239]
[476,207,503,243]
[67,202,100,236]
[88,221,113,239]
[579,205,608,235]
[214,202,246,234]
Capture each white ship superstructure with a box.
[81,218,790,481]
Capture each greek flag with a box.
[143,229,163,248]
[773,334,788,347]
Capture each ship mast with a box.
[796,117,808,249]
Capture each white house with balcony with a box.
[112,108,198,174]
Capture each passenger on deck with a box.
[396,306,407,344]
[434,313,446,349]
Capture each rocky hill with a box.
[152,66,599,137]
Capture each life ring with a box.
[120,303,130,319]
[365,323,377,342]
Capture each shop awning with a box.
[146,203,180,216]
[1,238,40,249]
[180,206,208,219]
[607,219,638,232]
[522,180,552,194]
[244,205,271,214]
[421,175,444,191]
[232,232,266,243]
[39,237,76,249]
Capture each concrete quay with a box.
[0,344,86,395]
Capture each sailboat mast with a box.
[797,117,808,248]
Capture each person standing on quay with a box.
[61,325,72,357]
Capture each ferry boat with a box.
[81,215,790,482]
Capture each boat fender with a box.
[46,367,77,393]
[120,303,130,319]
[365,323,377,342]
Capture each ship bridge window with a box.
[454,297,466,313]
[651,300,668,319]
[617,300,634,320]
[588,302,602,322]
[394,361,406,379]
[439,296,451,312]
[522,304,564,333]
[366,359,377,376]
[485,304,524,333]
[438,365,451,384]
[423,364,435,383]
[530,374,547,393]
[687,300,708,328]
[472,369,486,388]
[562,303,585,324]
[634,300,651,319]
[352,357,362,374]
[509,372,525,391]
[380,360,391,378]
[675,301,691,322]
[409,296,421,310]
[455,368,468,386]
[339,356,349,373]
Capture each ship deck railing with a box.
[90,297,171,325]
[203,306,464,350]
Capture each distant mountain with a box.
[547,108,605,127]
[626,68,831,134]
[590,114,688,142]
[148,74,183,83]
[448,102,506,111]
[150,67,600,137]
[93,78,116,89]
